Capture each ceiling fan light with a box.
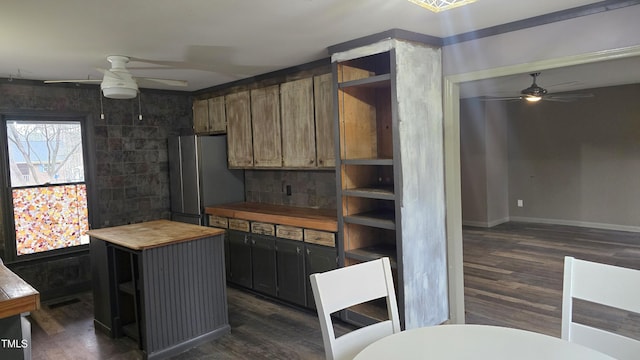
[525,95,542,102]
[102,86,138,99]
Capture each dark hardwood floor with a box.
[463,222,640,339]
[28,222,640,359]
[29,286,352,360]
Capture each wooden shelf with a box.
[344,209,395,230]
[343,186,395,200]
[342,158,393,166]
[345,244,397,268]
[338,73,391,89]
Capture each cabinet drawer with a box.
[276,225,303,241]
[304,229,335,247]
[228,218,250,232]
[251,222,275,236]
[208,215,228,229]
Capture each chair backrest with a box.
[310,257,401,360]
[561,256,640,360]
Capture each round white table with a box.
[353,324,615,360]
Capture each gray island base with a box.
[88,220,229,359]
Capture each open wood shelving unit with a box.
[335,50,399,326]
[333,37,449,329]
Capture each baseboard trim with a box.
[462,217,509,228]
[509,217,640,233]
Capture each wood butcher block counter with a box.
[0,263,39,360]
[88,220,229,360]
[205,202,337,232]
[86,219,225,250]
[0,264,40,319]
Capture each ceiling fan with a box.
[44,55,188,99]
[483,72,594,103]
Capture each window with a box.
[3,118,91,257]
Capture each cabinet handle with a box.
[306,248,310,255]
[297,247,302,255]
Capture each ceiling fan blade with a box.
[44,79,102,84]
[542,97,575,102]
[544,93,594,101]
[135,77,188,87]
[547,93,594,98]
[481,96,521,101]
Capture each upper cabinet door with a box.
[226,90,253,168]
[251,85,282,168]
[313,73,335,168]
[280,77,316,168]
[193,96,226,134]
[208,96,227,133]
[193,98,210,133]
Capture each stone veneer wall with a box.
[244,169,336,210]
[0,80,191,299]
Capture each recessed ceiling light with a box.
[407,0,477,13]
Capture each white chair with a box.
[561,256,640,360]
[310,257,401,360]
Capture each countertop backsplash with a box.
[244,170,336,210]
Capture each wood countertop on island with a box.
[86,219,225,250]
[0,263,40,319]
[205,202,338,232]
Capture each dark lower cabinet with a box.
[275,239,306,306]
[251,235,277,296]
[227,230,253,288]
[305,243,338,309]
[224,228,337,310]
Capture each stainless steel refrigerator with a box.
[168,134,245,225]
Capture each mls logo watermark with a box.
[1,339,29,349]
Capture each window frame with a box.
[0,111,97,263]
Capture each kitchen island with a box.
[0,262,40,360]
[88,220,228,360]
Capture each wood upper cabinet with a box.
[251,85,282,167]
[313,73,335,168]
[193,96,226,134]
[193,98,209,133]
[208,96,227,133]
[226,90,253,168]
[280,77,316,168]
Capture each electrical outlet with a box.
[517,199,524,207]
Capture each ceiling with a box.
[1,0,637,95]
